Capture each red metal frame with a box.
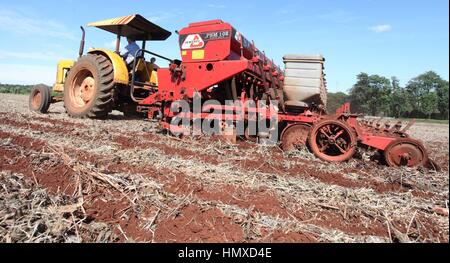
[137,20,414,154]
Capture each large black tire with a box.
[29,84,51,113]
[64,54,114,119]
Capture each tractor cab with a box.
[87,14,173,99]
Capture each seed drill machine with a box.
[29,14,431,168]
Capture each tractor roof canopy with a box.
[88,14,172,41]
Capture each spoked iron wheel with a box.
[308,119,357,162]
[281,124,311,151]
[384,138,428,168]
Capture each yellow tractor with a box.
[29,14,172,118]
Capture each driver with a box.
[121,36,140,66]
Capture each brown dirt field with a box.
[0,93,448,243]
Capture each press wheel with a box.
[308,119,357,162]
[384,138,428,167]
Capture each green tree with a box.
[0,84,33,94]
[371,75,392,116]
[348,73,371,114]
[327,92,349,114]
[406,71,443,119]
[436,79,449,119]
[389,76,412,118]
[349,73,392,116]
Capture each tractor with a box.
[29,14,172,118]
[29,14,432,169]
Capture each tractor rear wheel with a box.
[29,84,51,113]
[308,119,357,162]
[64,54,114,119]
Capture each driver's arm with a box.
[120,45,129,58]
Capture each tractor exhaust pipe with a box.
[79,26,85,58]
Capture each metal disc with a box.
[281,124,311,151]
[384,138,428,167]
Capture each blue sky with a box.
[0,0,448,92]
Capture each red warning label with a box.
[182,34,205,49]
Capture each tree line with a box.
[328,71,449,120]
[0,84,33,95]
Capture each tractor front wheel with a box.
[64,54,115,119]
[29,84,51,113]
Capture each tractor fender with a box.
[88,48,129,85]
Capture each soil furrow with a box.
[1,114,440,198]
[1,129,447,242]
[0,94,448,243]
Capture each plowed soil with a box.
[0,93,448,243]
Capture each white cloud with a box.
[277,18,301,25]
[0,9,76,40]
[317,10,361,23]
[0,50,61,61]
[207,4,226,8]
[276,9,295,15]
[148,11,183,22]
[0,64,55,85]
[369,24,392,33]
